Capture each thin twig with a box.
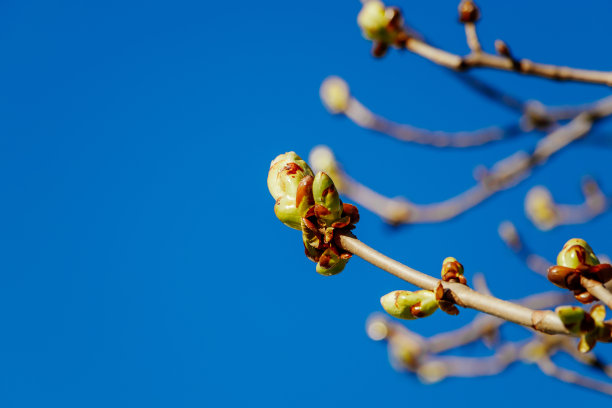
[404,36,612,87]
[318,97,612,224]
[581,276,612,310]
[525,178,609,231]
[426,291,572,353]
[463,23,482,54]
[344,95,521,147]
[536,356,612,396]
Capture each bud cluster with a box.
[268,152,360,275]
[547,238,612,303]
[556,304,611,352]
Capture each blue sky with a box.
[1,0,612,406]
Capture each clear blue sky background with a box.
[1,0,612,406]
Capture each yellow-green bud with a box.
[556,306,588,334]
[319,77,350,114]
[380,290,438,320]
[557,238,599,269]
[357,1,395,43]
[268,152,315,230]
[316,246,348,276]
[441,256,465,284]
[267,152,314,200]
[313,171,343,226]
[525,186,558,230]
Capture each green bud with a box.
[556,306,587,334]
[313,172,343,226]
[357,1,395,43]
[267,152,314,201]
[441,257,466,284]
[268,152,315,230]
[316,247,348,276]
[273,195,303,230]
[380,290,438,320]
[557,238,599,269]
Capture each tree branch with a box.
[337,233,575,336]
[404,36,612,87]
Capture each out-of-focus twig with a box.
[525,177,609,231]
[536,356,612,396]
[320,76,522,148]
[498,221,552,277]
[426,291,572,354]
[312,96,612,225]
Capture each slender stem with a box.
[344,96,518,148]
[536,356,612,396]
[464,23,482,53]
[337,233,572,336]
[405,36,612,87]
[333,100,612,224]
[582,276,612,310]
[427,292,572,353]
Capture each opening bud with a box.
[557,238,599,269]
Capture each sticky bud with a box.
[313,172,343,227]
[380,290,438,320]
[441,257,466,284]
[268,152,316,230]
[557,238,599,269]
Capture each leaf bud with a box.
[380,290,438,320]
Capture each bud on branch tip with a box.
[268,152,360,276]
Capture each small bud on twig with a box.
[547,238,612,304]
[458,0,480,23]
[441,257,467,285]
[380,290,439,320]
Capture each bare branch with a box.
[337,233,579,337]
[314,98,612,224]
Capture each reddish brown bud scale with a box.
[295,176,314,208]
[494,39,511,57]
[410,302,425,318]
[458,0,480,23]
[372,42,388,58]
[314,204,331,217]
[342,203,360,224]
[283,162,303,175]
